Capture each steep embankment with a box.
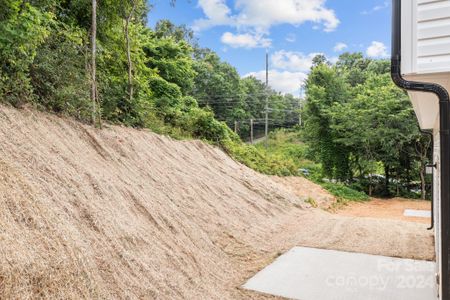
[0,105,434,299]
[0,105,305,299]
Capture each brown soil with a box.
[336,198,432,224]
[271,176,336,208]
[0,105,434,299]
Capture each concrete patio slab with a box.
[243,247,436,300]
[404,209,431,218]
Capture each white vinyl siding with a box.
[402,0,450,75]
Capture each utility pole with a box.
[264,50,269,146]
[250,118,254,144]
[234,120,238,133]
[91,0,97,126]
[299,83,304,126]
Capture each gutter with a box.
[391,0,450,298]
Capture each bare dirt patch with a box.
[271,176,336,208]
[336,198,432,224]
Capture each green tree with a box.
[0,1,52,104]
[331,74,419,195]
[144,35,196,94]
[190,49,244,123]
[303,59,351,181]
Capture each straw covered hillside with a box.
[0,105,307,299]
[0,105,434,299]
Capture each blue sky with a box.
[148,0,392,95]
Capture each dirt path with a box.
[234,208,434,299]
[237,178,435,298]
[335,198,432,224]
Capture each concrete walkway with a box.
[243,247,437,300]
[404,209,431,218]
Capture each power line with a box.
[265,51,269,147]
[199,100,300,105]
[197,98,264,103]
[192,92,275,100]
[193,92,300,101]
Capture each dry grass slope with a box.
[0,105,305,299]
[0,105,435,299]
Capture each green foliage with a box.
[251,128,369,200]
[155,19,197,46]
[303,60,351,181]
[0,1,53,104]
[0,1,300,145]
[256,129,309,170]
[222,139,297,176]
[181,108,235,142]
[145,36,196,94]
[30,23,91,119]
[321,183,370,201]
[302,52,430,198]
[190,49,300,134]
[0,0,427,201]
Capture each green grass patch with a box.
[221,139,298,176]
[321,182,369,202]
[253,129,320,174]
[225,129,370,202]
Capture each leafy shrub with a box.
[0,3,53,105]
[149,77,183,121]
[30,24,91,120]
[221,139,297,176]
[188,109,234,142]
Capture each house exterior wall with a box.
[406,74,450,300]
[402,0,450,75]
[399,1,450,298]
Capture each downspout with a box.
[391,0,450,298]
[420,129,434,230]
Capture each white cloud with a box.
[245,49,339,94]
[361,1,389,15]
[271,51,321,72]
[333,42,347,52]
[234,0,339,32]
[192,0,234,31]
[329,56,339,64]
[366,41,389,58]
[221,32,271,48]
[285,33,296,43]
[193,0,340,33]
[244,70,307,95]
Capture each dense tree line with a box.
[0,1,299,140]
[2,1,429,197]
[303,53,432,198]
[0,0,305,177]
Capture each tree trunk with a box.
[91,0,97,125]
[124,1,136,103]
[384,165,390,196]
[396,172,400,196]
[357,157,363,180]
[420,165,426,200]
